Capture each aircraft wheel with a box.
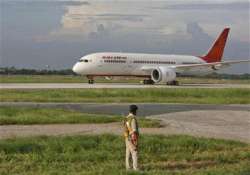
[88,79,94,84]
[143,79,155,85]
[167,80,179,86]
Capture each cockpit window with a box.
[79,59,88,63]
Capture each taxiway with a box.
[0,83,250,89]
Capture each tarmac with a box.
[1,85,250,142]
[0,102,249,116]
[1,83,250,89]
[147,110,250,143]
[1,110,249,143]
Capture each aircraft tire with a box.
[167,80,179,86]
[143,79,155,85]
[88,79,94,84]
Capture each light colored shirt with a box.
[126,113,138,134]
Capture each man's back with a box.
[124,105,139,171]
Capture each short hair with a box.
[129,105,138,113]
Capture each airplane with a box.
[72,28,250,85]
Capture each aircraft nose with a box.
[72,63,81,74]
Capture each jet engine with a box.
[151,67,176,83]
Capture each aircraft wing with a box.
[141,60,250,73]
[172,60,250,71]
[141,66,157,73]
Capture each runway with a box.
[1,83,250,89]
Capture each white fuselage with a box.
[72,52,212,77]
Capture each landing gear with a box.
[88,79,94,84]
[87,75,94,84]
[143,79,155,85]
[167,80,179,86]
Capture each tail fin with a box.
[201,28,230,63]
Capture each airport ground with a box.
[1,88,250,104]
[1,74,250,84]
[1,103,250,174]
[1,134,249,175]
[0,105,249,143]
[0,75,250,174]
[1,83,250,89]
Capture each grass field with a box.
[0,75,139,83]
[1,88,250,104]
[0,107,161,127]
[0,134,249,175]
[1,75,250,84]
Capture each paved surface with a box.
[147,110,250,143]
[1,110,249,143]
[1,102,250,116]
[1,83,250,89]
[0,123,121,140]
[1,103,250,142]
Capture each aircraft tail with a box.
[201,28,230,63]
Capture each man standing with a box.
[123,105,139,170]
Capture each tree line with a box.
[0,67,75,75]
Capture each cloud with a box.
[63,1,90,6]
[88,24,109,39]
[30,1,249,73]
[41,1,248,43]
[93,14,148,22]
[156,2,249,10]
[187,22,210,41]
[39,1,151,41]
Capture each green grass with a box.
[1,88,250,104]
[0,107,161,127]
[0,75,84,83]
[0,75,139,83]
[0,134,249,175]
[1,75,250,84]
[177,77,250,85]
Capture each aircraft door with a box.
[124,58,134,75]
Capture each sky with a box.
[0,0,250,74]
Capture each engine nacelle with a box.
[151,67,176,83]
